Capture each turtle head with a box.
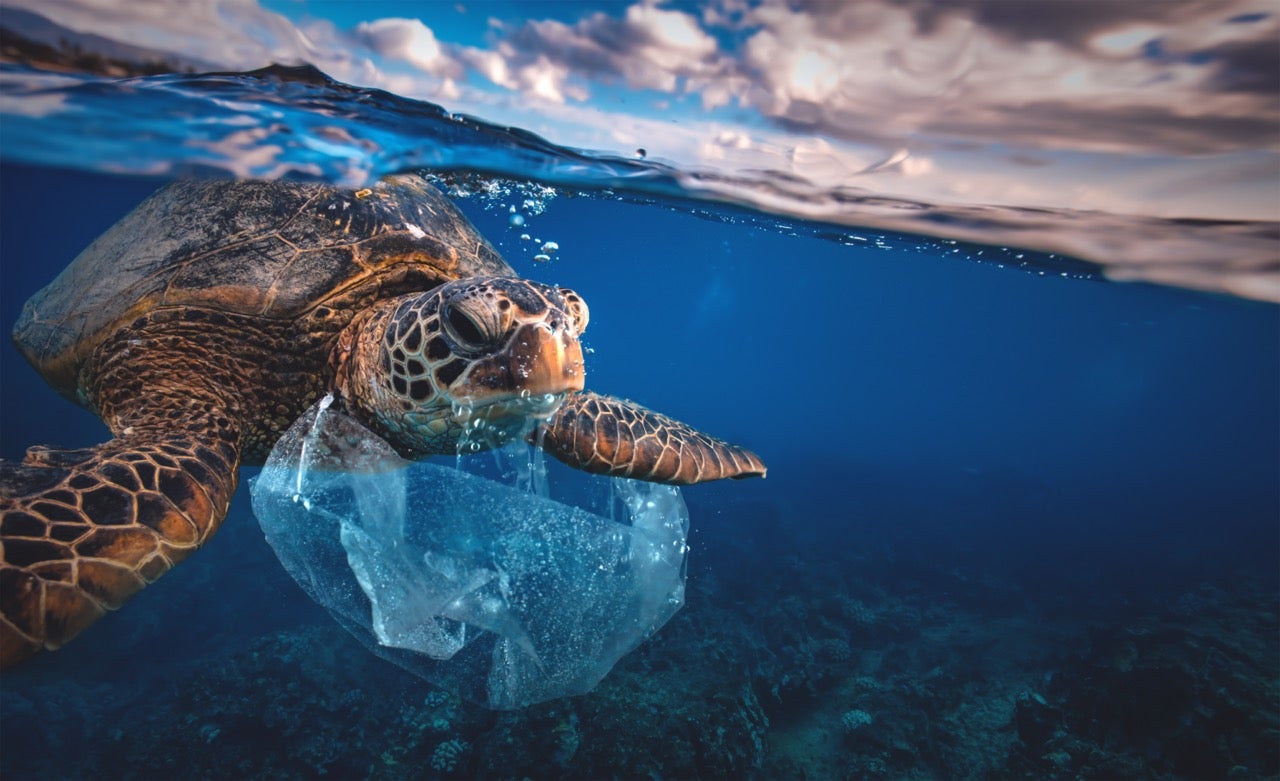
[333,276,589,457]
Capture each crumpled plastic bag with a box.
[249,395,689,709]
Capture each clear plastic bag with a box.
[250,395,689,709]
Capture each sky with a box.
[2,0,1278,222]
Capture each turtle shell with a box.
[13,174,514,399]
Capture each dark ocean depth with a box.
[1,162,1277,779]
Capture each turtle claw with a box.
[534,391,766,485]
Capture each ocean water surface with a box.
[0,9,1278,781]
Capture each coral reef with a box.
[429,739,468,774]
[1,498,1275,780]
[1007,583,1280,779]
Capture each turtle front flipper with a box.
[534,391,766,485]
[0,433,239,668]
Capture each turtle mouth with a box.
[452,390,566,420]
[448,391,569,452]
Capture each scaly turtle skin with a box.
[0,175,764,668]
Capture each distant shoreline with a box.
[0,25,189,78]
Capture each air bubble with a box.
[451,399,475,421]
[540,241,559,254]
[533,254,551,263]
[509,214,525,228]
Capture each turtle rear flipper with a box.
[535,391,766,485]
[0,434,239,667]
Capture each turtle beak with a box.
[461,320,585,401]
[519,321,586,396]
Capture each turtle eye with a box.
[558,288,589,334]
[441,297,508,353]
[445,304,485,347]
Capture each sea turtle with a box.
[0,175,765,667]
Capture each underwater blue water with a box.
[0,66,1277,779]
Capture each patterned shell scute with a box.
[13,174,512,394]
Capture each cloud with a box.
[463,1,729,103]
[2,0,321,70]
[1,0,483,104]
[15,0,1274,159]
[455,0,1278,157]
[462,45,586,103]
[919,0,1233,49]
[352,17,461,78]
[1202,35,1280,94]
[722,0,1279,155]
[925,99,1279,156]
[4,0,1276,225]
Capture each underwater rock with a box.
[1004,595,1280,780]
[250,396,690,709]
[1013,690,1059,752]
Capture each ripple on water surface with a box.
[0,62,1276,302]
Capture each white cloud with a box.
[353,18,458,76]
[460,45,585,104]
[2,0,480,103]
[451,0,1278,158]
[457,0,726,103]
[619,2,718,75]
[722,1,1279,155]
[5,0,1276,227]
[23,0,1273,160]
